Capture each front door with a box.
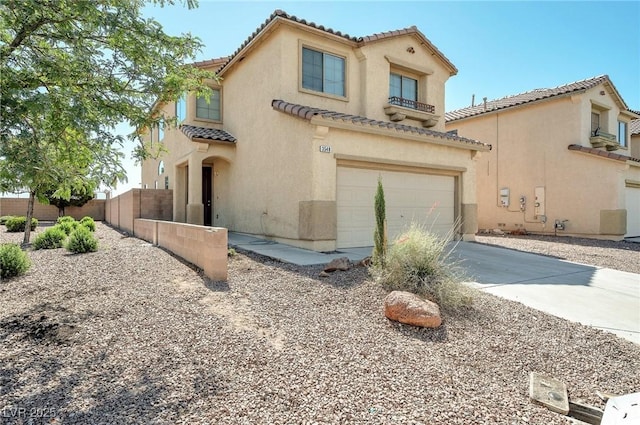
[202,167,212,226]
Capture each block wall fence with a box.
[0,198,106,221]
[1,189,227,281]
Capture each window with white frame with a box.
[196,89,221,121]
[302,47,345,97]
[176,93,187,123]
[618,120,628,147]
[158,119,164,142]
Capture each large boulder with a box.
[384,291,442,328]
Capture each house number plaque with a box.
[319,145,332,153]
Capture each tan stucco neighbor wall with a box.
[0,198,105,221]
[447,86,635,240]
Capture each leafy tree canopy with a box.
[0,0,214,243]
[1,0,215,163]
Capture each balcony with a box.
[384,96,439,127]
[589,130,620,151]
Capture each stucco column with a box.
[186,155,204,225]
[174,165,187,223]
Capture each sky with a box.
[109,0,639,196]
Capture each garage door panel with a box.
[337,167,456,248]
[626,187,640,237]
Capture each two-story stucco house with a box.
[445,75,640,239]
[141,10,490,251]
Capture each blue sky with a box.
[111,0,639,195]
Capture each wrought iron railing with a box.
[590,129,616,141]
[388,96,435,114]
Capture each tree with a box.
[372,177,387,267]
[0,0,215,243]
[44,184,96,217]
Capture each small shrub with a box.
[228,248,237,257]
[0,243,31,279]
[0,216,14,225]
[55,220,78,235]
[79,216,96,232]
[372,223,474,310]
[33,227,67,250]
[5,216,38,232]
[66,226,98,253]
[56,216,75,224]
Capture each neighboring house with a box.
[445,75,640,239]
[141,10,489,251]
[631,117,640,159]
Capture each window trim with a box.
[194,87,223,123]
[617,120,628,148]
[298,41,348,101]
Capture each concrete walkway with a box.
[228,232,640,345]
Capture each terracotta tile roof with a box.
[214,9,456,76]
[191,56,230,70]
[446,75,612,122]
[272,99,488,149]
[631,119,640,136]
[568,144,640,163]
[359,26,457,75]
[180,125,236,143]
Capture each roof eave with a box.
[309,115,488,152]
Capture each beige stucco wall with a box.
[447,86,633,239]
[631,134,640,159]
[141,21,479,251]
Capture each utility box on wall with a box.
[500,188,510,207]
[534,186,545,217]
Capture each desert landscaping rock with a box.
[384,291,442,328]
[323,256,350,272]
[1,223,639,424]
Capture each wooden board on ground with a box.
[529,372,570,415]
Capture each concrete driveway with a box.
[452,242,640,345]
[229,232,640,345]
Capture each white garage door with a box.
[626,187,640,237]
[336,167,455,248]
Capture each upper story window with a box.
[591,112,600,135]
[302,47,345,97]
[158,119,165,142]
[175,93,187,123]
[618,121,628,147]
[196,88,221,121]
[390,73,417,101]
[158,160,165,176]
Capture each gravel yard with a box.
[1,223,639,424]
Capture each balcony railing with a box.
[388,96,435,114]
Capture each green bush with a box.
[66,226,98,253]
[56,216,75,224]
[0,243,31,279]
[5,216,38,232]
[79,216,96,232]
[372,223,474,310]
[33,226,67,250]
[55,220,78,235]
[0,216,14,225]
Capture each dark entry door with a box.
[202,167,212,226]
